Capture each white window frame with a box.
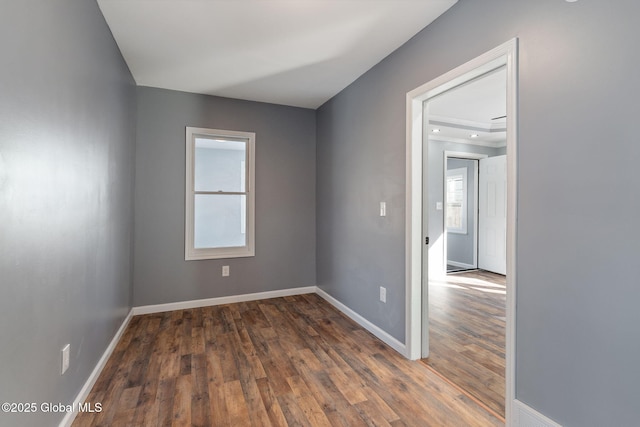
[185,127,255,260]
[445,167,468,234]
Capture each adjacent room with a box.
[422,67,508,419]
[2,1,639,427]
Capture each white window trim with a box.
[185,126,255,260]
[446,167,468,234]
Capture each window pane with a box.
[446,204,462,229]
[448,176,463,203]
[446,172,466,232]
[194,194,246,248]
[195,137,246,192]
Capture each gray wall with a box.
[446,157,476,267]
[316,0,640,425]
[134,88,316,306]
[0,1,136,426]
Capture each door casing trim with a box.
[404,38,518,424]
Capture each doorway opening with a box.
[404,39,517,423]
[445,162,479,274]
[425,68,508,418]
[443,152,484,274]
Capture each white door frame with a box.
[404,39,518,423]
[443,151,486,272]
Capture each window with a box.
[185,127,255,260]
[446,167,467,234]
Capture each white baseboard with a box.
[447,260,475,269]
[59,309,133,427]
[514,400,562,427]
[315,287,407,356]
[131,286,317,315]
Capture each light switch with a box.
[61,344,70,375]
[380,202,386,217]
[380,286,387,303]
[436,202,443,211]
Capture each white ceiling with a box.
[428,67,507,147]
[97,0,458,109]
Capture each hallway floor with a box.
[422,270,506,420]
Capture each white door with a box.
[479,155,507,275]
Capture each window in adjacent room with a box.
[185,127,255,260]
[446,167,467,234]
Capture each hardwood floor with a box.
[73,294,502,426]
[422,270,506,420]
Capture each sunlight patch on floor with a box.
[446,275,506,289]
[430,275,505,295]
[469,286,506,295]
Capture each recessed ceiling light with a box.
[432,128,441,133]
[470,134,479,138]
[565,0,578,2]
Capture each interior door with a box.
[478,155,507,275]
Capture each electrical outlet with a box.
[380,286,387,303]
[61,344,70,375]
[222,265,230,277]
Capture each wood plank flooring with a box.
[73,294,502,427]
[423,270,506,420]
